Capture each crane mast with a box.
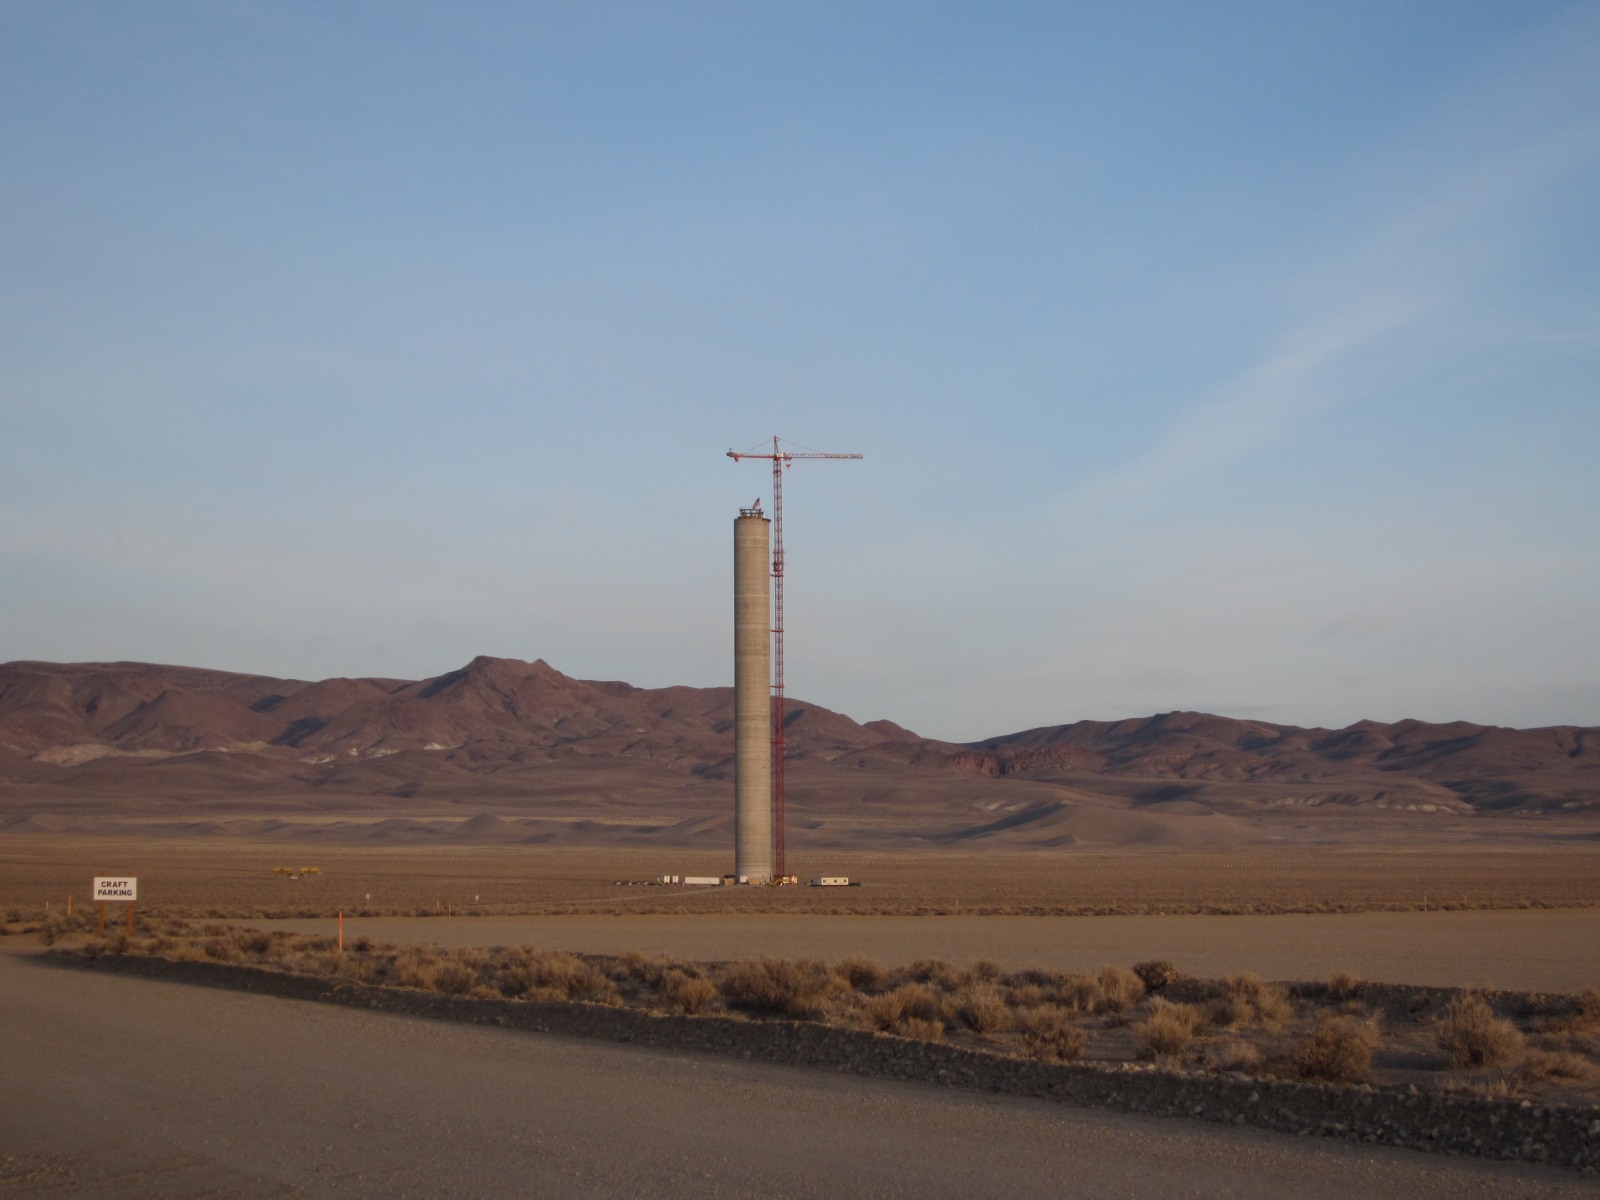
[726,436,862,878]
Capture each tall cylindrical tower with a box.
[733,507,774,882]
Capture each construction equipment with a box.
[726,436,862,878]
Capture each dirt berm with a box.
[46,951,1600,1176]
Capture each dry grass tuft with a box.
[1458,1075,1519,1100]
[1515,1049,1599,1085]
[1295,1015,1377,1084]
[1202,1039,1265,1074]
[1436,994,1524,1069]
[1137,999,1204,1060]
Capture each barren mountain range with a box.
[1,656,1596,847]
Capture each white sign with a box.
[93,876,137,902]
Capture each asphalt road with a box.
[2,949,1593,1199]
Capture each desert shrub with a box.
[501,950,620,1005]
[1096,965,1145,1016]
[1211,973,1291,1028]
[1326,971,1362,999]
[962,959,1003,986]
[948,985,1012,1035]
[1461,1076,1520,1101]
[1004,983,1048,1008]
[1437,994,1524,1069]
[236,930,273,956]
[392,950,440,990]
[865,983,943,1032]
[203,937,241,962]
[352,935,373,953]
[1014,1006,1086,1062]
[452,947,488,973]
[1516,1049,1599,1085]
[1055,973,1103,1014]
[835,955,889,991]
[158,938,196,960]
[608,950,673,989]
[347,953,389,985]
[718,957,845,1017]
[432,959,479,995]
[1133,960,1180,992]
[1295,1015,1376,1084]
[656,969,719,1015]
[1202,1039,1265,1074]
[612,949,650,979]
[892,1017,944,1043]
[1004,968,1053,989]
[1137,999,1203,1060]
[79,936,109,959]
[1576,988,1600,1030]
[898,959,961,991]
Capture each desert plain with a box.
[4,657,1600,1195]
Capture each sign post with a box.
[92,877,137,935]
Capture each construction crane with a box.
[727,436,862,879]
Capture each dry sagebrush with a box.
[1436,994,1524,1069]
[1296,1015,1377,1084]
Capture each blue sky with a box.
[3,1,1597,740]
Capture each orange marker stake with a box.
[338,909,344,951]
[98,903,106,935]
[66,894,73,918]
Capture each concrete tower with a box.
[733,506,774,882]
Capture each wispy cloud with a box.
[1063,4,1600,513]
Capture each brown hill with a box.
[0,657,1596,846]
[969,710,1600,812]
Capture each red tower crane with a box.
[727,436,862,879]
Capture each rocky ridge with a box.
[1,657,1596,823]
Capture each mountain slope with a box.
[0,658,1595,824]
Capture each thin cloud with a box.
[1064,5,1600,514]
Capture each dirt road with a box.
[2,949,1592,1199]
[262,908,1600,992]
